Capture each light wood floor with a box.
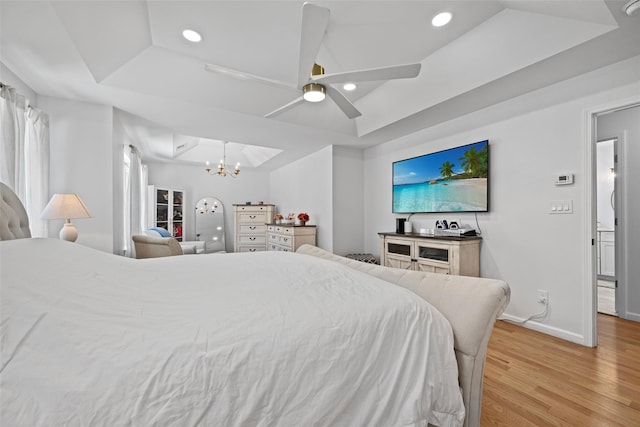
[481,314,640,426]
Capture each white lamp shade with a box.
[40,194,92,220]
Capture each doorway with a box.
[589,103,640,347]
[595,138,617,317]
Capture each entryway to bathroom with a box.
[596,138,616,317]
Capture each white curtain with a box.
[121,144,147,257]
[1,84,49,237]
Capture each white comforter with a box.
[0,238,464,426]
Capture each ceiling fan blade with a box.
[264,96,305,118]
[297,3,330,88]
[205,64,296,89]
[326,86,361,119]
[313,63,422,85]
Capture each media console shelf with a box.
[379,232,481,277]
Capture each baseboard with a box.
[498,313,586,345]
[623,311,640,322]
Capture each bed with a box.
[0,183,509,426]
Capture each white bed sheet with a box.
[0,238,464,426]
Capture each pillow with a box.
[148,227,171,237]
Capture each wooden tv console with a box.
[378,232,481,277]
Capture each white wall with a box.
[270,146,333,251]
[363,58,640,344]
[1,63,37,105]
[597,105,640,321]
[332,146,364,256]
[146,161,271,252]
[37,95,114,252]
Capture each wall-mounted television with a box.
[392,140,489,213]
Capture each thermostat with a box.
[555,174,574,186]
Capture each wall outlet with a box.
[537,290,549,305]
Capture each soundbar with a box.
[434,228,477,237]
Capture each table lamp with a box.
[40,193,93,242]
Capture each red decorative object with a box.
[297,212,310,222]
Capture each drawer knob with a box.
[249,215,256,219]
[249,237,256,241]
[249,226,256,230]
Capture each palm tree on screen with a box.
[460,147,483,177]
[440,161,455,179]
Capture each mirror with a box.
[195,197,226,253]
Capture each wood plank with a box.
[482,314,640,426]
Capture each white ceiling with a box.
[1,1,639,170]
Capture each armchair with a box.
[132,235,183,259]
[143,228,205,254]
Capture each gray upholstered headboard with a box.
[0,182,31,240]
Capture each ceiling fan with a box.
[205,2,422,119]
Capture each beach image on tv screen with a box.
[393,140,488,213]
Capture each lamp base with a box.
[59,222,78,242]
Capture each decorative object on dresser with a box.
[233,204,275,252]
[148,186,184,242]
[296,212,310,226]
[379,232,481,277]
[40,193,93,242]
[283,212,295,225]
[267,224,316,252]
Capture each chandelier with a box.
[197,200,219,214]
[205,141,239,177]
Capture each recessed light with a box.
[182,29,202,43]
[343,83,356,91]
[432,12,452,27]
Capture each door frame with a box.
[584,96,639,347]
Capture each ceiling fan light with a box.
[303,83,326,102]
[182,29,202,42]
[624,0,640,16]
[432,12,452,27]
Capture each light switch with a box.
[550,200,573,214]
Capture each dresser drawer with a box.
[238,213,268,224]
[268,233,293,246]
[238,246,265,253]
[266,225,294,235]
[236,205,270,213]
[268,243,293,252]
[239,235,266,245]
[239,224,266,234]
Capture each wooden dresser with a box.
[267,225,316,252]
[233,204,275,252]
[378,232,481,277]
